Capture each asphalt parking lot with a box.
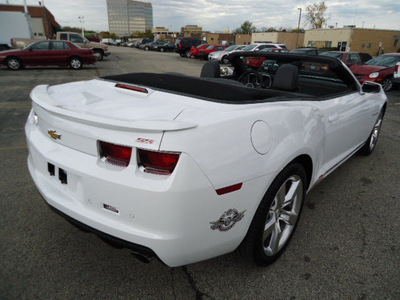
[0,46,399,300]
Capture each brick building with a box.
[0,4,60,39]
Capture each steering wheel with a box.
[237,70,263,88]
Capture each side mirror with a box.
[361,81,381,94]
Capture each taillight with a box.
[395,64,399,73]
[179,43,182,48]
[138,149,180,175]
[99,141,132,167]
[115,83,148,93]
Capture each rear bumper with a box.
[25,109,258,266]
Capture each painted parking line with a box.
[0,145,27,151]
[0,105,32,109]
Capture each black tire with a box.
[6,57,23,70]
[160,48,165,52]
[179,53,185,57]
[185,50,191,58]
[238,163,307,266]
[222,56,229,64]
[69,57,83,70]
[359,109,384,155]
[93,49,104,61]
[381,78,393,92]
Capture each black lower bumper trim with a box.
[48,204,157,258]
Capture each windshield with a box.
[365,55,400,67]
[321,52,344,59]
[225,45,237,51]
[243,44,257,50]
[206,45,214,50]
[23,42,37,50]
[291,49,310,54]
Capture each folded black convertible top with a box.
[101,73,301,103]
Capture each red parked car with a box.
[350,53,400,91]
[189,44,210,58]
[0,40,96,70]
[320,51,372,67]
[198,44,226,60]
[244,48,289,68]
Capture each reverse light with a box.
[138,149,180,175]
[99,141,132,167]
[369,72,379,78]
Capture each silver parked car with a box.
[208,45,246,64]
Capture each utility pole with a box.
[78,16,85,36]
[296,8,302,48]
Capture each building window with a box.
[308,41,315,47]
[361,43,365,48]
[394,39,399,47]
[325,41,332,48]
[367,43,372,48]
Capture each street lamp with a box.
[296,8,302,48]
[78,16,85,36]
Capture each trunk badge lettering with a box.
[48,130,61,140]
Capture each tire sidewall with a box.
[7,57,22,70]
[69,57,82,69]
[240,163,307,266]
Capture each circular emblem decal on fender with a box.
[210,209,246,232]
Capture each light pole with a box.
[78,16,85,36]
[296,8,302,48]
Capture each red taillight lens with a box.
[138,149,180,174]
[179,43,182,48]
[99,141,132,167]
[115,83,148,93]
[395,64,399,73]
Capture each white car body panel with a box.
[25,56,387,266]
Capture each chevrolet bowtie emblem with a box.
[48,129,61,140]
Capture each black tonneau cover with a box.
[101,73,303,104]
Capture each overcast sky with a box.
[2,0,400,33]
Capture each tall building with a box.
[107,0,153,37]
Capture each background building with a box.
[107,0,153,36]
[304,28,400,55]
[251,32,304,50]
[0,3,60,39]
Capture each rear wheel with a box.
[93,49,104,61]
[185,50,191,58]
[160,48,165,52]
[239,163,306,266]
[69,57,82,69]
[144,46,149,51]
[222,56,229,64]
[179,53,185,57]
[359,110,384,155]
[6,57,22,70]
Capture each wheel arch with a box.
[289,154,313,190]
[5,55,24,66]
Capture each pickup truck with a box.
[11,32,110,61]
[393,62,400,86]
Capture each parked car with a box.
[0,40,96,70]
[136,38,154,48]
[320,51,372,67]
[12,31,110,61]
[176,38,206,57]
[189,44,210,58]
[238,43,287,52]
[197,44,226,60]
[154,42,176,52]
[140,40,165,51]
[350,53,400,91]
[208,44,246,63]
[393,62,400,86]
[290,48,326,55]
[25,51,386,267]
[244,48,290,68]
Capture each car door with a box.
[25,41,51,65]
[51,41,71,65]
[321,91,378,172]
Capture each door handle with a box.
[328,114,340,123]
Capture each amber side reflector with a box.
[216,183,243,195]
[115,83,148,94]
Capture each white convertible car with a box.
[26,52,387,267]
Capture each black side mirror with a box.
[361,81,381,94]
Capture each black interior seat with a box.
[272,64,299,91]
[200,60,221,78]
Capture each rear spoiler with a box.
[30,85,197,132]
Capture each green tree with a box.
[240,21,256,34]
[304,2,328,29]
